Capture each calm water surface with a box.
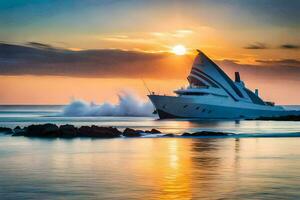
[1,136,300,199]
[0,106,300,199]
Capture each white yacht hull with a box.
[148,95,300,119]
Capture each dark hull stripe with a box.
[190,69,219,88]
[187,75,208,87]
[156,109,183,119]
[191,67,238,101]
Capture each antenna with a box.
[141,79,151,94]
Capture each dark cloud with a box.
[280,44,300,49]
[256,59,300,65]
[244,42,268,49]
[0,42,179,78]
[216,59,300,82]
[0,42,300,82]
[26,42,57,50]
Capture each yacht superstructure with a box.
[148,50,300,119]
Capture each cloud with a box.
[256,59,300,65]
[244,42,268,49]
[244,43,300,50]
[26,42,57,50]
[0,42,300,82]
[0,42,186,79]
[216,59,300,82]
[280,44,300,49]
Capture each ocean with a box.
[0,105,300,199]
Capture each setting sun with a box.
[172,45,187,55]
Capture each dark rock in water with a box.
[12,128,27,136]
[123,128,142,137]
[135,130,144,133]
[0,127,13,134]
[162,133,175,137]
[181,132,192,136]
[5,123,232,139]
[78,125,121,138]
[25,123,60,137]
[145,128,161,134]
[181,131,230,137]
[59,124,77,138]
[253,115,300,121]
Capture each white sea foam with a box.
[62,92,154,117]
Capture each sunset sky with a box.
[0,0,299,104]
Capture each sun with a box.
[172,44,187,55]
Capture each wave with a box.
[61,92,154,117]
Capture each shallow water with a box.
[0,105,300,199]
[1,136,300,199]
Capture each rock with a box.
[0,127,13,134]
[122,128,142,137]
[193,131,229,136]
[181,131,230,137]
[78,126,121,138]
[181,132,192,136]
[25,123,59,137]
[162,133,175,137]
[59,124,77,138]
[12,128,26,136]
[12,126,25,136]
[145,128,161,134]
[12,126,26,136]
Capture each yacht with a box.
[148,50,300,119]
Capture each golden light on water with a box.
[172,45,187,55]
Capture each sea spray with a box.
[62,92,154,117]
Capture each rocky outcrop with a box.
[2,124,234,139]
[145,129,161,134]
[162,133,175,137]
[122,128,142,137]
[10,124,121,138]
[78,125,121,138]
[25,123,60,137]
[12,126,26,136]
[59,124,77,138]
[181,131,231,137]
[0,127,13,134]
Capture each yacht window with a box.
[202,109,206,112]
[183,105,188,108]
[196,106,200,110]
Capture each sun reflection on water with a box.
[1,137,300,199]
[156,139,192,200]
